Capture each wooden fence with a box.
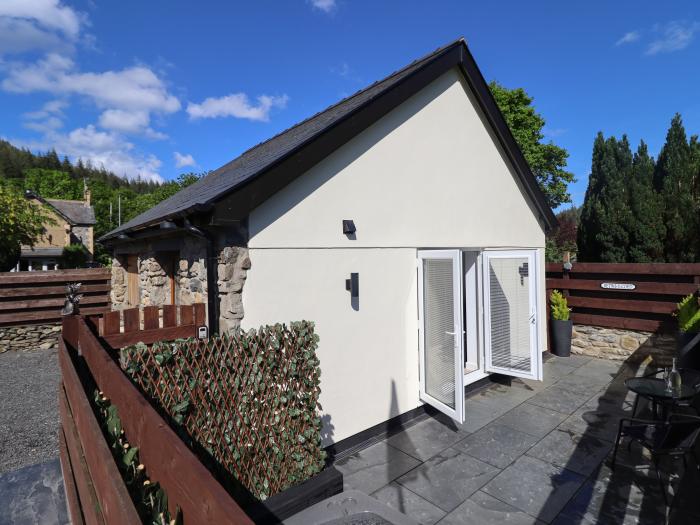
[0,268,111,327]
[546,262,700,332]
[59,307,254,524]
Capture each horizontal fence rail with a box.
[60,314,254,524]
[0,268,111,326]
[546,262,700,333]
[90,303,206,348]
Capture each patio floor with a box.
[334,355,700,524]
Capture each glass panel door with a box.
[417,250,465,422]
[483,250,541,380]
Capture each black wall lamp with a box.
[345,272,359,298]
[342,219,356,235]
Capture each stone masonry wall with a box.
[217,245,250,333]
[176,237,208,306]
[0,323,62,352]
[571,324,676,363]
[111,255,127,307]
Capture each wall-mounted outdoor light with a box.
[345,272,359,298]
[160,220,177,230]
[342,219,356,236]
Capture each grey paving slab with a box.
[482,455,586,523]
[528,384,591,415]
[335,440,421,495]
[371,482,446,525]
[453,423,540,469]
[496,402,568,439]
[461,399,503,433]
[557,406,620,443]
[438,490,546,525]
[542,360,578,381]
[386,416,466,461]
[557,354,593,368]
[396,447,499,512]
[0,459,68,525]
[553,372,612,395]
[553,464,666,525]
[527,428,614,476]
[573,358,625,380]
[468,383,536,414]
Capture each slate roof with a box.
[102,38,555,241]
[46,199,96,225]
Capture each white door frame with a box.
[482,249,542,381]
[417,250,465,423]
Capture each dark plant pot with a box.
[550,319,573,357]
[677,330,700,369]
[245,466,343,524]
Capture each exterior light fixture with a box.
[117,234,131,241]
[160,220,177,230]
[345,272,359,298]
[342,220,356,235]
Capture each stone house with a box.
[14,189,96,271]
[100,39,556,445]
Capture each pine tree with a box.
[654,114,697,262]
[627,141,665,261]
[577,133,634,262]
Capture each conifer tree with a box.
[577,133,633,262]
[653,114,697,262]
[627,141,665,261]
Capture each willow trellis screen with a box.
[120,321,326,501]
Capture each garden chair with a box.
[610,414,700,506]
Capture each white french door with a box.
[482,250,541,380]
[417,250,465,423]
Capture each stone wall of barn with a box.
[571,324,676,363]
[109,226,250,334]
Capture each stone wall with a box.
[0,323,62,352]
[217,245,250,333]
[109,227,249,334]
[571,324,676,363]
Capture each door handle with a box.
[445,330,466,335]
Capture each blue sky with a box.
[1,1,699,209]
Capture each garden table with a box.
[625,374,698,421]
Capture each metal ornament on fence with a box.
[61,282,84,315]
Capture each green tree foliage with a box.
[62,243,90,269]
[653,114,698,262]
[0,139,202,265]
[628,141,665,262]
[545,206,579,262]
[577,134,634,262]
[577,114,700,262]
[0,185,53,271]
[489,82,576,208]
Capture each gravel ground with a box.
[0,349,60,474]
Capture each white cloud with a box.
[309,0,337,13]
[615,31,640,46]
[646,21,700,55]
[2,53,179,136]
[15,125,164,182]
[0,1,85,56]
[173,151,196,168]
[22,99,66,133]
[186,93,289,122]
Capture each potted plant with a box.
[676,293,700,368]
[550,289,572,357]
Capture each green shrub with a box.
[676,294,700,333]
[121,321,326,501]
[93,390,181,525]
[61,243,90,268]
[550,289,570,321]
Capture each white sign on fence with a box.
[600,282,636,290]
